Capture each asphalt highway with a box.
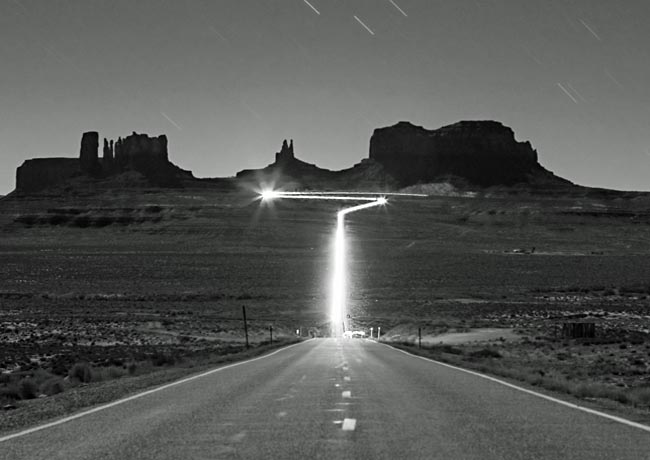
[2,338,649,459]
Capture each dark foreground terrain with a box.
[1,187,650,427]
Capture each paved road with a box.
[2,339,650,459]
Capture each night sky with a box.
[1,0,649,194]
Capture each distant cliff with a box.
[13,120,575,195]
[369,121,570,187]
[16,131,193,193]
[16,158,81,194]
[236,120,571,191]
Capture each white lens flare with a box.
[258,190,398,337]
[261,190,280,201]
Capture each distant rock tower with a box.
[80,131,99,174]
[103,138,114,162]
[275,139,295,164]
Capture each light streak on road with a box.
[264,191,426,197]
[261,191,376,201]
[332,211,346,333]
[332,198,386,335]
[260,190,388,336]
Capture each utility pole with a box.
[242,306,249,349]
[269,325,273,344]
[418,327,422,349]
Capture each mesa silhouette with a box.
[14,120,573,194]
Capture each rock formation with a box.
[368,121,565,187]
[15,131,192,193]
[13,119,573,194]
[275,139,295,164]
[239,139,326,180]
[16,158,81,193]
[236,121,570,190]
[103,138,114,162]
[79,131,100,175]
[236,138,397,190]
[114,132,168,169]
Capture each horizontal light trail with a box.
[260,190,427,203]
[272,191,427,197]
[264,193,377,202]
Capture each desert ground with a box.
[1,187,650,429]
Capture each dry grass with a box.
[390,339,650,410]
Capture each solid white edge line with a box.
[0,339,314,443]
[380,342,650,434]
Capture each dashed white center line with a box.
[342,418,357,431]
[342,390,351,398]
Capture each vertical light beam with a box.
[332,212,346,336]
[332,199,386,335]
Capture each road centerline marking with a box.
[342,418,357,431]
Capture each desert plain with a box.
[1,186,650,430]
